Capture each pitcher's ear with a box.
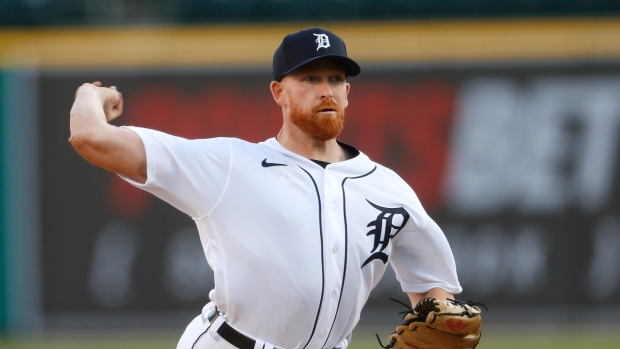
[270,81,286,107]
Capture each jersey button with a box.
[330,204,336,211]
[331,290,337,298]
[332,247,338,254]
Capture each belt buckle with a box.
[204,305,219,324]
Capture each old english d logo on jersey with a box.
[313,33,330,50]
[361,199,410,268]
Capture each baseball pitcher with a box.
[69,27,482,349]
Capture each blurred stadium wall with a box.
[2,0,620,334]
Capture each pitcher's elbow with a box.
[69,131,99,162]
[69,131,86,150]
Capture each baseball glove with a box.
[378,298,486,349]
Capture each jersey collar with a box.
[261,137,376,177]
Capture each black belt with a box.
[216,320,258,349]
[211,312,340,349]
[209,311,270,349]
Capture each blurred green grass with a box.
[1,328,619,349]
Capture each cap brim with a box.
[279,55,361,81]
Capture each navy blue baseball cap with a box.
[273,27,361,81]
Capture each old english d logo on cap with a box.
[272,27,361,81]
[313,33,330,50]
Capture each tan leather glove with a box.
[382,298,485,349]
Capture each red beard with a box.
[289,99,345,142]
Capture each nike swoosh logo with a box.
[262,159,287,168]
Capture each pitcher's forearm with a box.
[407,287,454,307]
[69,86,117,165]
[69,87,109,138]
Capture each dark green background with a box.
[1,0,619,27]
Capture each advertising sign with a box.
[37,66,620,325]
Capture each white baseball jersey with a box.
[121,126,462,349]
